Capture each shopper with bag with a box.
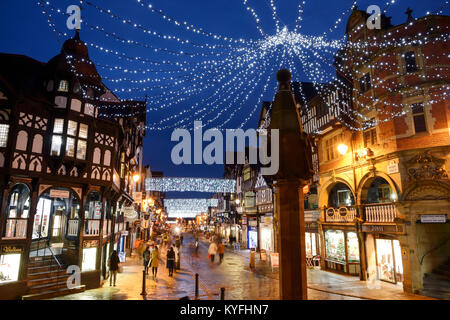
[108,250,120,287]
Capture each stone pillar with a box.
[275,179,307,299]
[265,69,314,300]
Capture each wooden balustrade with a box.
[84,219,100,236]
[364,203,397,223]
[67,219,79,237]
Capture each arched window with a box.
[103,150,111,166]
[32,134,43,153]
[328,183,355,208]
[4,184,30,238]
[16,130,28,151]
[93,147,101,164]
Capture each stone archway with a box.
[401,180,450,201]
[318,177,355,209]
[357,172,399,205]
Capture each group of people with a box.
[208,240,226,263]
[142,235,182,279]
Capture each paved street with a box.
[52,232,434,300]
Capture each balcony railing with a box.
[84,219,100,236]
[364,203,397,223]
[67,219,79,237]
[324,206,357,223]
[3,218,27,239]
[103,219,111,237]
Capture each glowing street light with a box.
[337,143,349,155]
[133,173,141,182]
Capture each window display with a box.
[376,238,403,283]
[33,198,52,239]
[82,248,97,271]
[0,254,21,283]
[325,230,345,262]
[260,226,273,252]
[248,228,258,249]
[346,232,360,262]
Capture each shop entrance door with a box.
[50,207,66,245]
[376,239,403,284]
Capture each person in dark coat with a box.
[108,250,120,286]
[166,246,175,276]
[143,246,151,275]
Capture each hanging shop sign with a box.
[242,217,247,225]
[83,240,99,248]
[1,245,23,254]
[420,215,447,223]
[49,189,70,198]
[362,225,397,233]
[124,206,137,220]
[387,160,399,174]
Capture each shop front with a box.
[362,224,404,284]
[305,222,321,267]
[247,217,258,250]
[324,228,360,276]
[0,245,23,284]
[82,240,98,272]
[259,215,274,253]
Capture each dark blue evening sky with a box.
[0,0,446,200]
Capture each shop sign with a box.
[134,192,142,203]
[83,240,99,248]
[242,217,247,225]
[248,219,257,227]
[387,160,399,174]
[270,253,279,268]
[420,215,446,223]
[1,245,23,254]
[121,231,129,236]
[362,225,397,233]
[49,189,70,198]
[124,206,137,219]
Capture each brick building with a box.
[308,10,449,298]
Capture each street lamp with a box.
[235,199,240,205]
[337,143,349,155]
[133,173,141,183]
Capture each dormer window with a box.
[58,80,69,92]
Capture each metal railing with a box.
[324,206,357,223]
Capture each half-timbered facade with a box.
[0,30,146,299]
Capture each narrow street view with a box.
[0,0,448,308]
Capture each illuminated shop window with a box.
[0,254,21,283]
[82,248,97,271]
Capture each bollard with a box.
[195,273,199,298]
[220,287,225,300]
[140,269,146,296]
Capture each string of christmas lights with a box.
[145,177,236,193]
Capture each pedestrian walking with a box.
[108,250,120,286]
[180,234,184,245]
[208,241,217,263]
[143,246,151,275]
[150,245,160,280]
[218,242,225,263]
[166,246,175,277]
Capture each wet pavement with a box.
[52,232,433,300]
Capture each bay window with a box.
[51,118,88,159]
